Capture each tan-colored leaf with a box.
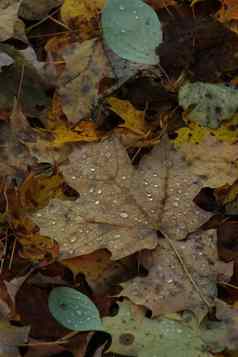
[0,320,30,357]
[120,230,219,320]
[175,133,238,187]
[19,0,63,20]
[62,249,138,294]
[58,39,114,124]
[32,136,158,259]
[31,135,212,261]
[0,1,20,42]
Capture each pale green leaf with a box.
[178,82,238,128]
[101,0,162,65]
[48,287,103,331]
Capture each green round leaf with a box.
[48,287,103,331]
[101,0,162,65]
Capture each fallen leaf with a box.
[0,44,49,117]
[101,0,162,65]
[58,39,114,124]
[31,136,158,259]
[179,82,238,128]
[0,52,14,72]
[201,299,238,352]
[120,230,219,320]
[62,249,138,294]
[103,300,212,357]
[216,0,238,23]
[48,287,103,331]
[107,97,147,136]
[31,134,212,260]
[19,0,63,20]
[145,0,176,11]
[174,132,238,187]
[174,118,238,145]
[61,0,105,40]
[0,0,21,42]
[0,319,30,357]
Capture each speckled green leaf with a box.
[48,287,103,331]
[103,300,212,357]
[179,82,238,128]
[101,0,162,65]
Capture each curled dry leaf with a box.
[31,135,212,260]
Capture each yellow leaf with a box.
[107,97,147,136]
[61,0,106,40]
[174,117,238,147]
[216,0,238,23]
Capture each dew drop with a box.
[153,173,158,177]
[36,213,42,217]
[148,197,153,201]
[90,168,96,172]
[173,202,179,207]
[167,279,173,283]
[144,181,149,186]
[71,176,76,180]
[121,176,127,180]
[114,234,121,238]
[121,29,126,33]
[70,237,76,243]
[97,189,102,194]
[119,5,125,10]
[52,221,56,225]
[95,200,100,205]
[135,15,139,19]
[89,187,94,193]
[153,184,159,188]
[120,212,128,218]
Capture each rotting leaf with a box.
[61,0,105,40]
[0,0,21,42]
[174,131,238,187]
[0,52,14,72]
[19,0,63,20]
[0,44,49,117]
[0,319,30,357]
[31,134,213,261]
[62,249,138,294]
[103,300,212,357]
[178,82,238,128]
[58,38,114,124]
[120,230,220,321]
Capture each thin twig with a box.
[8,237,16,270]
[163,233,213,310]
[219,281,238,290]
